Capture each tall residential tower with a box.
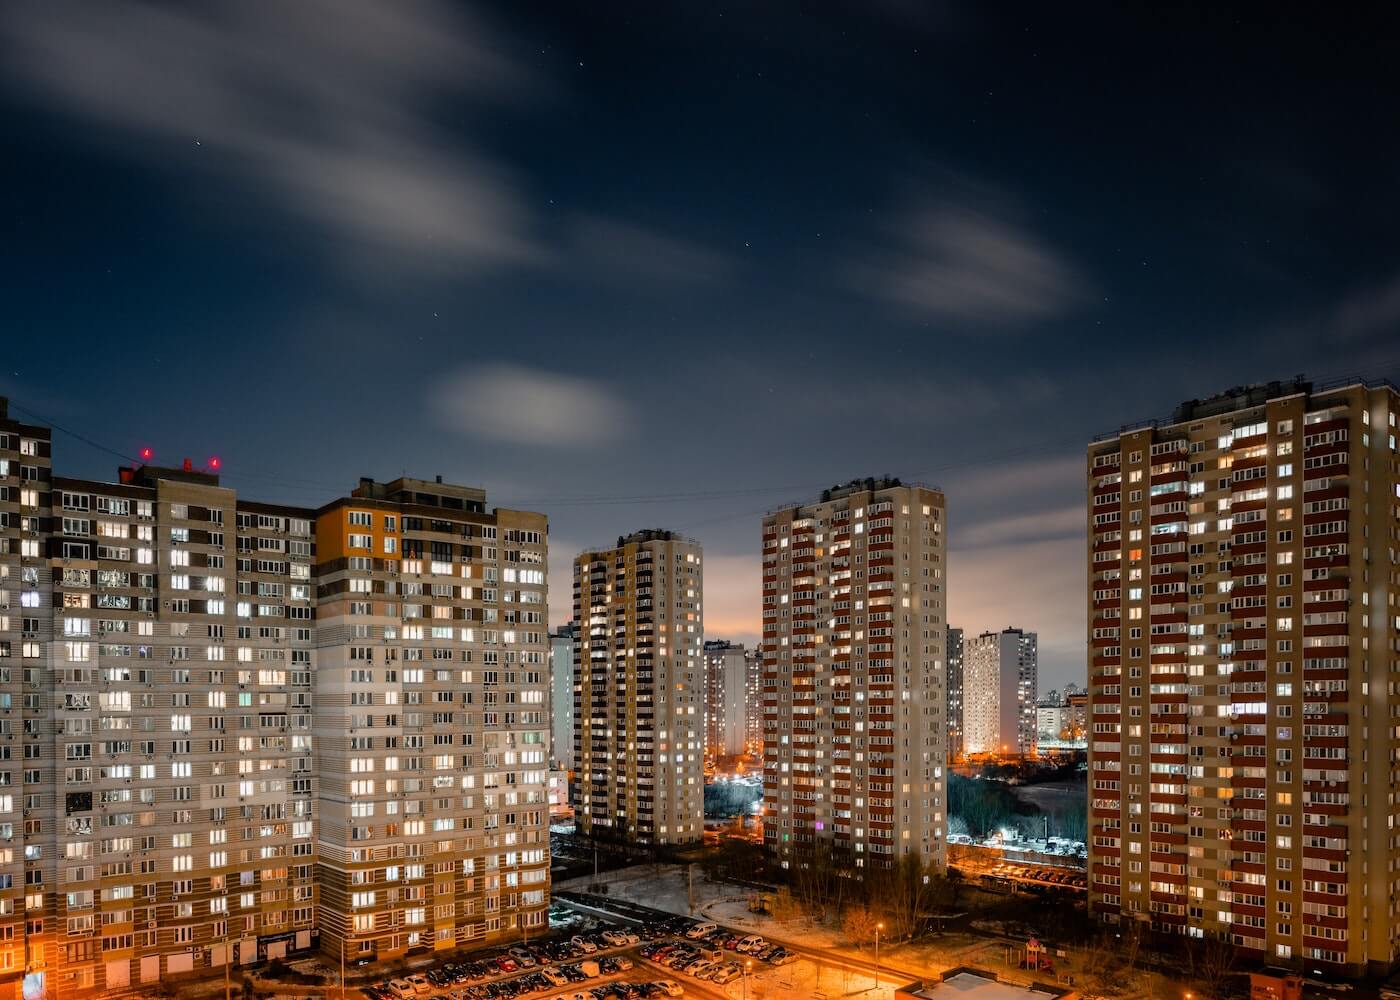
[1087,377,1400,976]
[962,628,1037,756]
[572,531,703,846]
[761,479,947,871]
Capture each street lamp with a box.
[874,922,884,993]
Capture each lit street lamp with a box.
[875,922,884,993]
[743,958,753,1000]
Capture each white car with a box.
[571,936,598,954]
[407,976,431,996]
[685,922,717,940]
[388,981,415,1000]
[736,935,765,953]
[655,983,685,998]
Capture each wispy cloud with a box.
[957,505,1083,549]
[2,1,538,272]
[942,454,1083,509]
[566,215,734,287]
[848,180,1087,327]
[1328,271,1400,342]
[949,535,1085,688]
[430,364,631,448]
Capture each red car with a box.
[494,956,517,973]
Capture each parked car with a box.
[685,922,717,940]
[572,936,598,954]
[655,983,685,998]
[736,935,765,954]
[408,976,432,995]
[710,965,743,985]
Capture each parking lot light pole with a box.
[743,959,753,1000]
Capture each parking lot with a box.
[356,910,799,1000]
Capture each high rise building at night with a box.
[946,626,964,758]
[761,478,947,871]
[745,647,763,753]
[1086,377,1400,976]
[962,628,1038,756]
[549,622,578,770]
[702,640,748,759]
[314,477,550,963]
[0,400,550,996]
[572,531,703,846]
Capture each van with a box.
[736,935,765,953]
[579,960,601,979]
[686,922,718,940]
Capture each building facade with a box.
[0,399,550,996]
[572,531,703,846]
[946,627,964,758]
[702,640,748,759]
[1086,377,1400,975]
[1,411,321,996]
[549,623,577,771]
[744,648,763,754]
[313,477,550,963]
[962,628,1038,756]
[761,478,948,872]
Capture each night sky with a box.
[4,3,1399,689]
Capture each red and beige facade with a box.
[1086,377,1400,976]
[0,398,549,997]
[761,478,948,872]
[572,531,703,846]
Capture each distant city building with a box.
[1063,692,1087,739]
[1036,703,1067,741]
[946,626,964,757]
[1087,376,1400,974]
[550,622,578,769]
[572,530,703,845]
[962,628,1038,755]
[762,478,947,870]
[744,647,763,752]
[1035,686,1088,741]
[703,640,749,758]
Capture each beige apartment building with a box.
[572,531,703,846]
[313,477,550,963]
[0,398,550,998]
[1086,377,1400,977]
[761,478,948,872]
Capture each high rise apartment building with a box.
[962,628,1037,755]
[572,531,703,846]
[702,640,748,759]
[314,477,550,962]
[761,478,948,872]
[0,399,550,997]
[745,648,763,754]
[549,623,578,771]
[1086,377,1400,976]
[946,627,964,758]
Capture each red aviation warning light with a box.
[208,456,221,471]
[139,447,154,462]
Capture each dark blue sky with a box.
[4,2,1398,688]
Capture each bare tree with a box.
[842,903,880,949]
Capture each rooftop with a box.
[898,969,1074,1000]
[1091,373,1399,443]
